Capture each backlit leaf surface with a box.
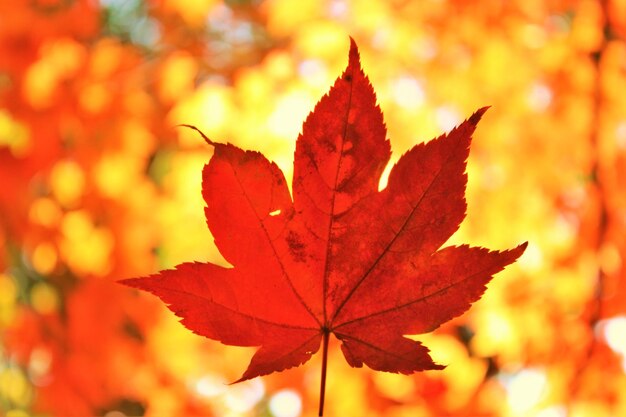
[121,39,526,410]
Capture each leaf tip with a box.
[348,36,358,53]
[430,363,447,371]
[516,241,529,256]
[469,106,490,125]
[117,277,138,289]
[346,36,362,73]
[228,376,249,385]
[117,276,157,294]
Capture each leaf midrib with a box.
[158,285,319,332]
[332,255,493,331]
[223,149,322,328]
[321,68,357,326]
[329,144,460,327]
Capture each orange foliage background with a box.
[1,0,626,416]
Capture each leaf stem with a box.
[319,329,330,417]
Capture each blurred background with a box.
[1,0,626,416]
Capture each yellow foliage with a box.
[158,52,198,103]
[49,160,85,208]
[28,198,62,228]
[0,111,30,157]
[162,0,218,27]
[59,210,114,276]
[30,242,57,275]
[0,274,17,327]
[30,282,59,315]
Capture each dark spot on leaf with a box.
[286,230,306,262]
[344,74,353,82]
[320,138,337,153]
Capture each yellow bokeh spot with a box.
[263,51,295,81]
[31,242,57,275]
[93,153,141,199]
[89,39,123,79]
[236,68,273,106]
[0,367,32,408]
[29,197,63,228]
[267,90,314,140]
[22,38,85,109]
[121,119,155,156]
[60,210,114,277]
[143,387,178,417]
[41,37,85,78]
[22,59,57,109]
[6,410,31,417]
[475,38,519,95]
[551,263,596,312]
[0,110,30,157]
[79,82,111,114]
[471,311,515,357]
[372,371,415,402]
[158,152,220,266]
[265,0,323,37]
[163,0,217,26]
[159,52,198,103]
[571,0,603,52]
[30,282,59,315]
[50,160,85,208]
[0,274,17,304]
[295,21,348,60]
[0,273,17,326]
[149,310,206,376]
[570,402,612,417]
[352,0,391,31]
[418,334,487,409]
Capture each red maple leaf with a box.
[121,39,526,416]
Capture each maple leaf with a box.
[120,39,526,416]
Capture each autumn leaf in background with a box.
[121,39,526,416]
